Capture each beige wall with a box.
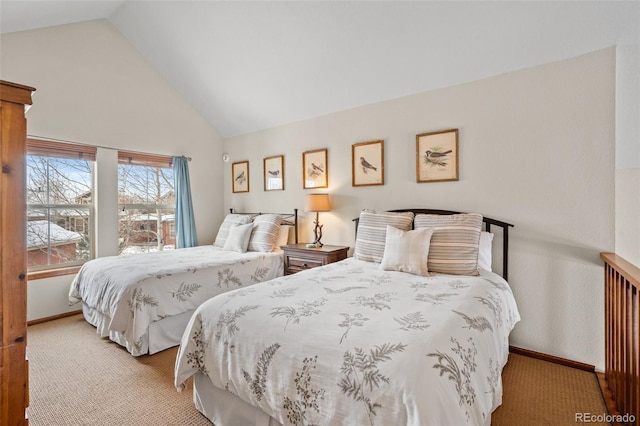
[615,45,640,266]
[0,20,224,320]
[224,48,617,369]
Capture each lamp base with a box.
[313,212,324,248]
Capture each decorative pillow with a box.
[478,231,493,272]
[380,225,434,276]
[414,213,483,276]
[248,214,282,252]
[213,214,253,248]
[354,209,415,263]
[276,225,292,249]
[222,222,254,253]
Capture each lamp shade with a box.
[305,193,331,212]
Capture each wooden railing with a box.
[601,252,640,423]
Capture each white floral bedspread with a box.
[175,258,520,425]
[69,246,283,355]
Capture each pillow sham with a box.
[213,214,253,248]
[276,225,292,248]
[354,209,415,263]
[222,222,254,253]
[414,213,483,276]
[380,225,434,276]
[248,214,282,252]
[478,231,493,272]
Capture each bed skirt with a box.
[193,372,283,426]
[82,303,194,355]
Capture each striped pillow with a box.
[213,214,253,248]
[248,214,282,252]
[354,210,415,263]
[414,213,483,276]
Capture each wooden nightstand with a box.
[281,244,349,275]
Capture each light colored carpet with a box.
[27,314,609,425]
[27,315,210,426]
[493,352,609,426]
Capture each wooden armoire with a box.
[1,80,35,425]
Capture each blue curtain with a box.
[173,156,198,248]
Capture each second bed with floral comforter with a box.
[175,257,520,425]
[70,245,283,356]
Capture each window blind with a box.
[118,151,173,168]
[27,138,97,161]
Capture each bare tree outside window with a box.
[26,155,93,270]
[118,164,175,255]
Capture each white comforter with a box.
[69,245,283,356]
[175,258,520,425]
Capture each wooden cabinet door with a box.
[0,80,34,426]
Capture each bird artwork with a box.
[424,148,452,167]
[360,156,377,174]
[267,170,280,177]
[307,162,325,179]
[235,170,246,184]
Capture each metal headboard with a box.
[229,208,299,244]
[353,208,514,280]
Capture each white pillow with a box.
[276,225,292,248]
[248,214,282,252]
[223,222,254,253]
[380,225,434,277]
[213,214,253,247]
[478,231,493,271]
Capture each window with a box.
[118,151,175,255]
[26,139,95,271]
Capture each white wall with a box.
[0,20,225,321]
[224,48,616,369]
[615,44,640,266]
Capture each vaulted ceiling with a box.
[1,1,638,138]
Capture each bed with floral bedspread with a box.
[69,245,283,356]
[175,257,520,425]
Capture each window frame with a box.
[26,138,96,274]
[117,151,175,255]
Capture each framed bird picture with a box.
[352,140,384,187]
[264,155,284,191]
[232,160,249,193]
[416,129,459,183]
[302,148,328,189]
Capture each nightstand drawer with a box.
[281,244,349,275]
[288,256,324,271]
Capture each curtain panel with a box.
[173,156,197,248]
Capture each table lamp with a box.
[305,193,331,247]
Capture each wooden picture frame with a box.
[302,148,328,189]
[264,155,284,191]
[352,140,384,187]
[232,160,249,193]
[416,129,459,183]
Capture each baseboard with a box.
[28,310,82,326]
[509,345,595,372]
